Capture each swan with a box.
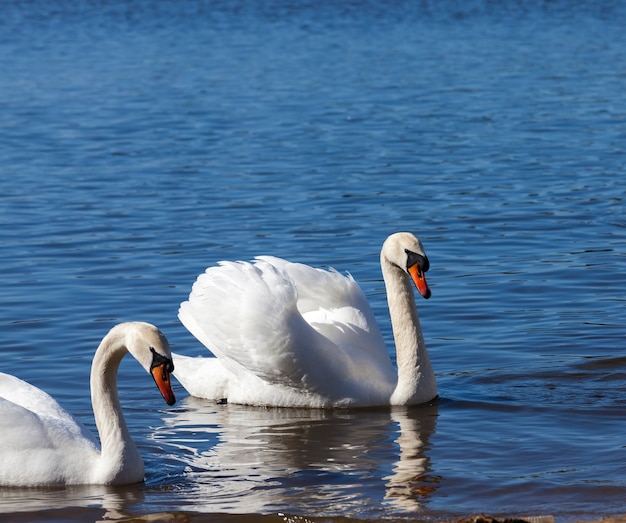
[173,232,436,408]
[0,322,176,486]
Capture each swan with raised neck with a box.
[172,232,436,408]
[381,232,436,405]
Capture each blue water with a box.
[1,0,625,521]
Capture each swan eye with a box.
[150,347,175,374]
[405,249,429,272]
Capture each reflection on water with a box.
[154,397,439,518]
[1,0,625,520]
[384,409,441,511]
[0,483,145,519]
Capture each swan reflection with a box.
[155,396,439,515]
[384,407,440,510]
[0,483,144,517]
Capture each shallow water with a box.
[1,0,625,521]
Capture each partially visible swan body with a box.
[0,322,176,486]
[174,232,437,408]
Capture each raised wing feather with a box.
[256,256,372,314]
[179,260,349,392]
[178,257,394,398]
[255,256,390,363]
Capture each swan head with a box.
[122,322,177,406]
[382,232,431,299]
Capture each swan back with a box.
[0,373,100,486]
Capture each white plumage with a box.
[0,322,176,486]
[174,232,436,408]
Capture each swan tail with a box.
[171,354,230,400]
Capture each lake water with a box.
[1,0,625,521]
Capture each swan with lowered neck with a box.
[0,322,176,486]
[173,232,436,408]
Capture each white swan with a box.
[0,322,176,486]
[173,232,436,408]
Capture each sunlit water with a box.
[1,1,625,522]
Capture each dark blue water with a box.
[1,1,625,521]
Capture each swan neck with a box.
[90,330,143,483]
[381,256,436,405]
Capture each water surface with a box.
[0,1,625,521]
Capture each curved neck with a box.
[381,257,436,405]
[90,330,143,484]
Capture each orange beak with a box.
[151,362,176,406]
[408,263,431,299]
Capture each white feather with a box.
[174,232,437,408]
[0,322,176,486]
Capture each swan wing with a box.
[255,256,367,313]
[256,256,392,365]
[179,258,395,403]
[179,260,342,388]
